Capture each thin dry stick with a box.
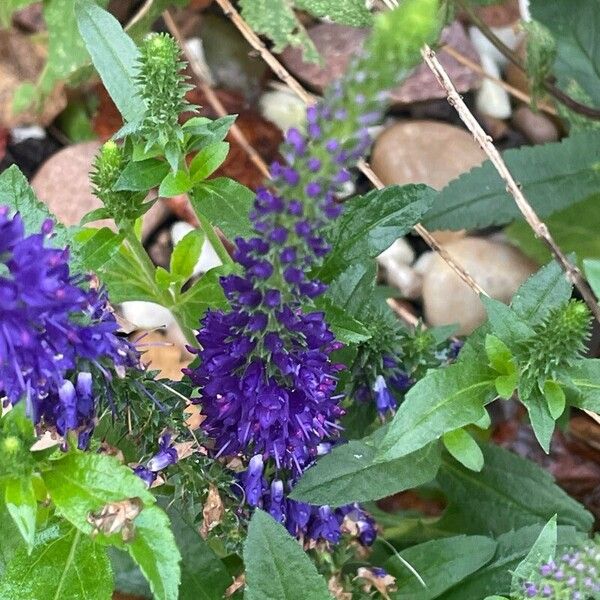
[163,9,271,179]
[421,44,600,324]
[213,0,316,105]
[441,44,558,117]
[211,0,489,298]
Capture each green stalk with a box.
[193,208,234,266]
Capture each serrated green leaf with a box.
[115,159,171,192]
[243,510,331,600]
[436,443,592,536]
[290,426,440,506]
[485,335,514,374]
[184,115,237,149]
[127,505,181,600]
[294,0,373,26]
[511,515,557,592]
[385,535,497,599]
[506,195,600,267]
[190,177,254,239]
[442,429,484,472]
[0,525,113,600]
[438,525,581,599]
[159,170,193,197]
[170,229,205,281]
[42,451,154,534]
[0,166,82,269]
[189,142,230,182]
[75,227,125,271]
[239,0,320,63]
[423,133,600,231]
[520,385,555,453]
[482,297,535,348]
[378,360,496,462]
[323,185,435,278]
[564,358,600,411]
[531,0,600,107]
[4,477,37,554]
[75,0,144,122]
[510,260,573,325]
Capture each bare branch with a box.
[421,43,600,323]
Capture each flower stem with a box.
[193,208,234,266]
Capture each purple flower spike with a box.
[373,376,396,414]
[147,433,178,472]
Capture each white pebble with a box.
[475,54,512,119]
[259,89,307,133]
[121,301,175,330]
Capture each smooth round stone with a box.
[259,88,306,133]
[371,120,486,190]
[422,237,537,335]
[512,105,560,144]
[280,22,480,102]
[31,141,108,227]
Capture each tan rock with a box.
[371,120,486,190]
[422,237,537,334]
[512,105,560,144]
[31,141,108,227]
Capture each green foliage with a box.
[385,535,498,599]
[4,477,37,554]
[531,0,600,108]
[437,444,593,536]
[243,510,331,600]
[523,20,556,106]
[423,132,600,231]
[442,428,484,472]
[377,359,496,462]
[0,404,35,480]
[239,0,320,63]
[506,195,600,267]
[0,525,113,600]
[290,426,440,506]
[294,0,373,26]
[584,257,600,298]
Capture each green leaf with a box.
[190,178,254,239]
[323,185,435,277]
[98,243,157,303]
[115,159,171,192]
[239,0,320,63]
[423,132,600,231]
[531,0,600,107]
[510,260,573,325]
[75,0,145,122]
[42,451,154,534]
[189,142,230,182]
[482,297,535,348]
[506,195,600,266]
[80,207,111,226]
[174,266,232,332]
[385,535,497,599]
[543,380,566,419]
[4,477,37,554]
[437,443,593,536]
[164,502,232,600]
[322,261,377,319]
[312,297,371,344]
[438,525,581,599]
[294,0,373,26]
[0,525,113,600]
[0,166,81,267]
[511,515,557,592]
[485,335,514,374]
[520,385,555,453]
[170,229,205,281]
[584,258,600,299]
[563,358,600,411]
[442,429,484,472]
[159,170,193,197]
[0,504,22,577]
[494,373,518,400]
[290,427,440,506]
[184,115,237,148]
[127,505,181,600]
[378,360,496,462]
[75,227,125,271]
[243,509,331,600]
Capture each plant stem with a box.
[125,229,198,346]
[193,207,234,266]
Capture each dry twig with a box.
[421,44,600,323]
